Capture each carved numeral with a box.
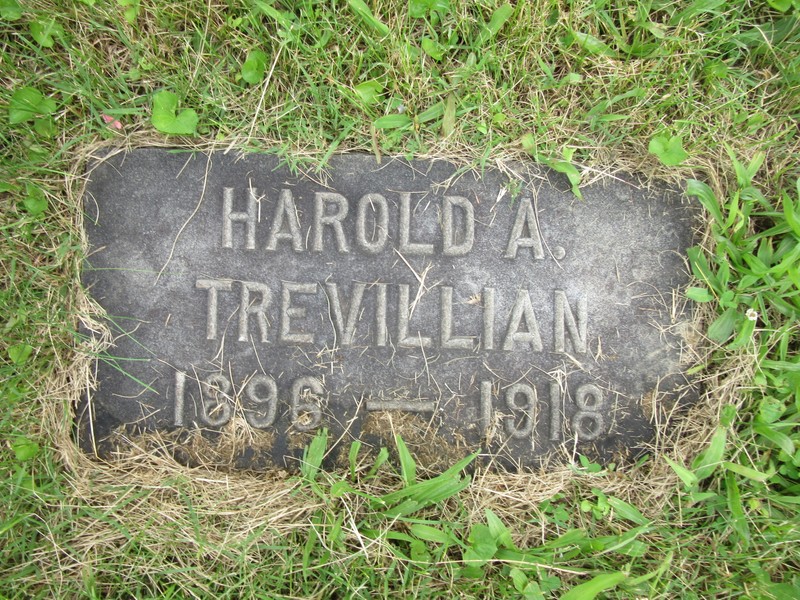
[571,384,606,442]
[174,370,186,427]
[290,376,324,432]
[201,374,233,426]
[244,374,278,428]
[479,380,607,443]
[549,382,563,442]
[504,383,536,439]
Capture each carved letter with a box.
[502,288,543,351]
[440,286,472,350]
[266,189,304,252]
[442,196,474,256]
[325,282,366,346]
[196,278,233,340]
[554,290,587,353]
[356,193,389,254]
[280,282,317,344]
[483,287,495,350]
[504,197,544,259]
[238,281,272,343]
[222,187,257,250]
[375,283,388,347]
[312,192,350,253]
[397,284,432,347]
[399,192,434,255]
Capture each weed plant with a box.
[1,0,799,598]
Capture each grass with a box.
[1,0,799,597]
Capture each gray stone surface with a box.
[80,149,697,470]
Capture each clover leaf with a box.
[648,134,689,166]
[151,90,199,136]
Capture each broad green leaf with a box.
[442,93,456,137]
[23,183,47,215]
[753,423,796,456]
[382,498,422,518]
[241,49,268,85]
[477,3,513,45]
[421,36,445,60]
[9,87,56,125]
[723,461,773,482]
[464,523,498,565]
[12,437,39,462]
[669,0,726,25]
[606,497,650,525]
[686,287,714,302]
[34,116,57,138]
[693,425,727,480]
[510,568,529,592]
[520,133,536,153]
[485,508,515,549]
[354,80,383,105]
[374,114,412,129]
[686,246,713,285]
[570,31,614,56]
[346,0,389,37]
[118,0,140,24]
[561,572,627,600]
[29,18,63,48]
[686,179,724,224]
[416,101,444,124]
[664,455,698,488]
[758,396,785,424]
[767,0,793,10]
[409,523,456,545]
[648,134,689,166]
[707,307,739,343]
[410,539,431,562]
[409,0,450,19]
[725,472,750,546]
[0,0,22,20]
[549,159,583,200]
[541,528,588,549]
[592,527,651,557]
[727,316,756,350]
[783,188,800,238]
[151,90,199,136]
[8,343,33,365]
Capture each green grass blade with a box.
[561,572,628,600]
[395,434,416,486]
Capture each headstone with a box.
[80,149,697,470]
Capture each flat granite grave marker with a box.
[80,149,697,470]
